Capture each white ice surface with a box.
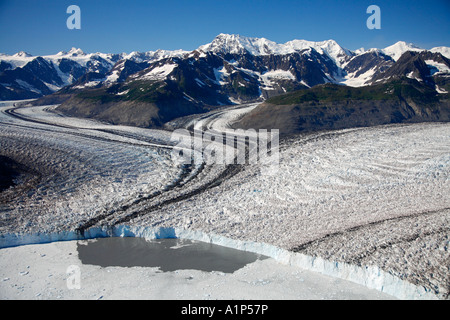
[340,66,377,87]
[0,225,438,300]
[0,237,395,300]
[425,59,450,76]
[381,41,424,61]
[0,103,183,233]
[138,63,177,81]
[213,66,230,85]
[430,46,450,59]
[260,69,296,90]
[0,101,447,300]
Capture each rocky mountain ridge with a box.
[2,34,449,101]
[1,34,449,130]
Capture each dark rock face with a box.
[0,52,120,100]
[58,58,86,80]
[372,51,450,86]
[0,156,35,193]
[235,80,450,135]
[0,58,58,99]
[344,51,394,85]
[236,99,450,135]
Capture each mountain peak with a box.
[199,33,277,55]
[14,51,33,58]
[68,47,85,56]
[382,41,423,61]
[390,41,421,49]
[284,38,352,66]
[199,34,353,62]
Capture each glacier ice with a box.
[0,225,438,300]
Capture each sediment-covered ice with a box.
[0,103,183,234]
[125,122,450,299]
[0,101,449,299]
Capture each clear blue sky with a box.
[0,0,449,55]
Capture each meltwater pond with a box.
[77,237,267,273]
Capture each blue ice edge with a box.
[0,225,438,300]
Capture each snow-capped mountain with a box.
[0,47,187,100]
[431,46,450,59]
[198,33,352,66]
[1,34,449,102]
[381,41,424,61]
[0,48,120,99]
[198,33,280,56]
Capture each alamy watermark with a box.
[170,123,279,175]
[67,5,81,30]
[66,265,81,289]
[66,5,380,31]
[367,5,381,30]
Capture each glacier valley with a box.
[0,100,448,300]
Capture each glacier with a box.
[0,101,448,300]
[0,225,438,300]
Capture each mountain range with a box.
[1,34,449,130]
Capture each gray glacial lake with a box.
[77,237,267,273]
